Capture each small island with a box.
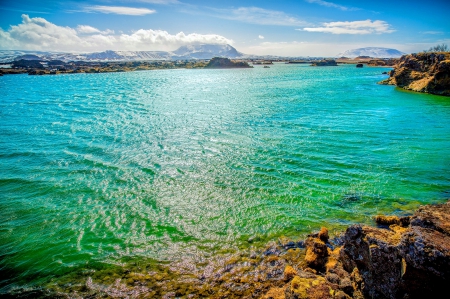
[204,57,253,69]
[311,59,338,66]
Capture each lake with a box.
[1,63,449,294]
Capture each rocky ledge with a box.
[263,200,450,299]
[8,201,449,299]
[379,52,450,96]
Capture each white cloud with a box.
[77,25,114,35]
[258,35,264,39]
[214,7,307,26]
[302,20,395,34]
[0,15,233,52]
[136,0,180,3]
[84,5,156,16]
[420,31,444,35]
[305,0,358,11]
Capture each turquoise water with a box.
[1,63,449,292]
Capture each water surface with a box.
[1,63,449,292]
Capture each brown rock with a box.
[374,215,411,227]
[409,200,450,234]
[379,52,450,96]
[339,225,404,298]
[304,236,330,271]
[318,227,329,242]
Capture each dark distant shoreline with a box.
[0,56,399,76]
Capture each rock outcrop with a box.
[264,200,450,299]
[379,52,450,96]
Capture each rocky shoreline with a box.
[379,52,450,96]
[5,200,449,299]
[275,199,450,299]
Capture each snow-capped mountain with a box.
[337,47,406,58]
[173,44,243,59]
[0,44,244,62]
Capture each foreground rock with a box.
[336,200,450,298]
[379,52,450,96]
[263,200,450,299]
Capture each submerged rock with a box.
[373,215,410,227]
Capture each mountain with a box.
[0,44,244,62]
[337,47,406,58]
[173,44,243,59]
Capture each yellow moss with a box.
[312,279,321,286]
[329,288,335,296]
[408,76,434,92]
[290,276,311,299]
[401,258,407,278]
[284,265,297,281]
[263,287,286,299]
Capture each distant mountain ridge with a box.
[338,47,406,58]
[0,44,244,63]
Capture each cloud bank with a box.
[83,6,156,15]
[0,15,233,52]
[305,0,357,11]
[213,7,307,26]
[302,20,394,34]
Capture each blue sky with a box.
[0,0,449,56]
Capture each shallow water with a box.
[1,63,449,293]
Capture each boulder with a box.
[304,234,330,271]
[339,225,404,299]
[337,201,450,298]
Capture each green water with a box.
[1,63,449,292]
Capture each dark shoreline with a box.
[3,199,449,299]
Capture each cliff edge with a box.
[379,52,450,96]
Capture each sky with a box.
[0,0,449,56]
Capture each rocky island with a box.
[379,52,450,96]
[310,59,338,66]
[204,57,253,69]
